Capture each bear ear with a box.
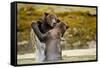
[44,12,49,16]
[57,19,60,23]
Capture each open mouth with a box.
[53,23,56,27]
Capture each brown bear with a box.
[31,12,60,42]
[31,12,60,62]
[45,22,69,61]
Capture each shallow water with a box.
[17,55,96,65]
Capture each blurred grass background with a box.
[17,3,97,54]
